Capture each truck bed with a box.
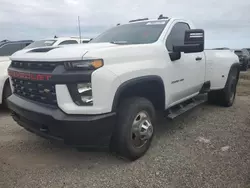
[204,49,239,89]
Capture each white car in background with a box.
[24,36,91,49]
[0,40,33,106]
[0,37,91,106]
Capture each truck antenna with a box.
[78,16,82,43]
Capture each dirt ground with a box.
[0,71,250,188]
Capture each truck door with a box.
[164,21,206,106]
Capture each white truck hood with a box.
[10,43,117,61]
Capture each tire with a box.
[111,97,155,161]
[2,80,11,107]
[208,67,238,107]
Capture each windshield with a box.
[90,20,168,44]
[24,40,57,49]
[235,50,243,55]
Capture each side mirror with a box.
[173,29,205,53]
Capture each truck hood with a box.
[10,43,118,61]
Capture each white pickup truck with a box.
[7,15,239,161]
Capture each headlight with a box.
[68,82,93,106]
[64,59,103,70]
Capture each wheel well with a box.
[230,63,240,81]
[112,76,165,111]
[2,78,10,101]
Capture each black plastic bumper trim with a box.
[7,95,116,148]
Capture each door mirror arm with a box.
[169,51,181,61]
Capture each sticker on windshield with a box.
[146,21,166,25]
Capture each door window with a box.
[166,22,190,51]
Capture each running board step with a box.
[166,96,207,120]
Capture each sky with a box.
[0,0,250,49]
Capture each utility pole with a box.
[78,16,82,42]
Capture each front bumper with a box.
[7,94,116,148]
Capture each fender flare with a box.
[229,62,240,80]
[0,76,10,104]
[111,75,165,111]
[222,62,240,89]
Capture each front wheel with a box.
[111,97,155,161]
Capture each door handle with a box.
[196,57,202,61]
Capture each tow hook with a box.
[40,125,49,133]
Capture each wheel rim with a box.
[131,111,153,148]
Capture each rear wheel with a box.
[111,97,155,161]
[208,68,238,107]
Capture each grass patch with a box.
[238,71,250,96]
[239,71,250,80]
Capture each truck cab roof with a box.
[121,17,191,26]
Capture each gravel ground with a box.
[1,76,250,188]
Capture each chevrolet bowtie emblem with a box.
[44,89,50,93]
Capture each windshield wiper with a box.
[110,41,129,45]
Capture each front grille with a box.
[12,78,57,106]
[11,61,63,71]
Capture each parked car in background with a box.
[24,36,91,49]
[213,47,231,50]
[0,40,33,106]
[244,48,250,55]
[0,40,33,56]
[241,48,250,68]
[233,49,249,71]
